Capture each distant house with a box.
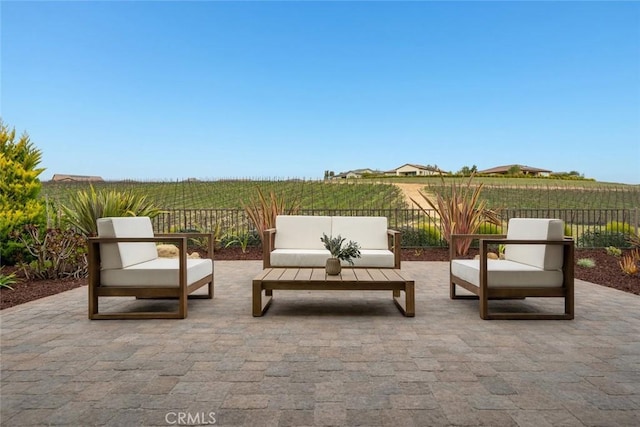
[478,164,552,177]
[332,168,381,179]
[51,174,104,182]
[385,163,445,177]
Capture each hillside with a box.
[40,177,640,210]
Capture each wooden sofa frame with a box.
[450,233,575,320]
[262,228,402,269]
[88,233,214,320]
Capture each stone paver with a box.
[1,261,639,426]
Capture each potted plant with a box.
[320,233,361,275]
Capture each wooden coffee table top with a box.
[254,267,411,288]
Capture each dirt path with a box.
[394,182,436,210]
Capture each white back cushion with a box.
[97,217,158,270]
[274,215,332,249]
[331,216,388,249]
[504,218,564,270]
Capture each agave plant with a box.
[410,175,500,257]
[242,187,300,244]
[61,185,162,236]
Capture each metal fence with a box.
[151,208,639,249]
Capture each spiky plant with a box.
[410,175,500,256]
[61,185,162,236]
[619,249,639,276]
[627,233,640,250]
[242,187,300,244]
[0,266,18,290]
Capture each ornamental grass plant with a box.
[410,175,500,256]
[242,187,300,244]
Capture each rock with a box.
[157,244,202,259]
[157,244,179,258]
[473,252,499,260]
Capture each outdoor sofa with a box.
[263,215,401,269]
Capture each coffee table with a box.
[252,268,415,317]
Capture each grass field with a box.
[41,177,640,210]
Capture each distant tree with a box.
[457,166,472,176]
[507,165,522,175]
[0,119,47,264]
[457,165,478,176]
[552,170,585,180]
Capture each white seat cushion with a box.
[349,249,395,268]
[101,258,213,287]
[270,249,331,267]
[274,215,332,250]
[451,259,564,288]
[331,216,388,249]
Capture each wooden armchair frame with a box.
[450,233,574,320]
[88,233,214,320]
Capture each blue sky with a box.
[2,1,639,184]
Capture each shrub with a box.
[605,221,635,236]
[400,228,424,247]
[564,224,573,237]
[222,230,261,253]
[224,233,250,253]
[605,246,622,257]
[577,230,631,248]
[170,225,216,253]
[477,221,504,235]
[577,258,596,268]
[0,120,47,264]
[61,185,162,236]
[422,224,443,245]
[13,225,87,280]
[400,226,444,247]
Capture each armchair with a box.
[88,217,214,319]
[450,218,574,320]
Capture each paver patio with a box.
[1,261,639,426]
